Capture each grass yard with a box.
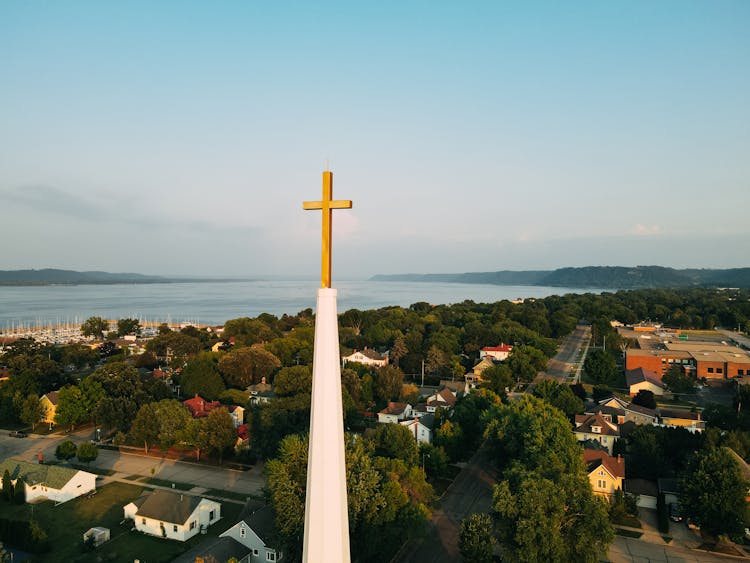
[204,488,254,502]
[0,481,243,562]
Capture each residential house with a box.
[227,405,245,428]
[439,379,469,397]
[39,390,59,428]
[221,503,283,562]
[479,343,513,362]
[625,478,658,509]
[247,377,275,405]
[595,397,658,426]
[426,388,457,412]
[626,368,665,397]
[377,402,413,424]
[583,449,625,499]
[574,413,620,454]
[400,415,434,444]
[173,500,283,563]
[0,458,96,504]
[658,408,705,433]
[465,357,497,388]
[183,394,221,418]
[342,348,388,368]
[123,490,221,542]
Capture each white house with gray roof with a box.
[123,490,221,542]
[0,458,96,504]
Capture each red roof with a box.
[481,344,513,352]
[583,449,625,478]
[237,424,249,441]
[183,394,221,417]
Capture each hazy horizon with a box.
[2,1,749,278]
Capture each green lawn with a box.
[0,481,243,562]
[141,477,194,490]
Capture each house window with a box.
[597,480,607,489]
[190,521,196,530]
[209,510,215,521]
[266,552,276,562]
[708,368,714,373]
[717,368,723,374]
[739,369,745,376]
[240,527,246,539]
[142,518,146,525]
[173,525,177,532]
[253,549,259,556]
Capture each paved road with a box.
[393,449,497,563]
[0,428,265,495]
[538,324,591,383]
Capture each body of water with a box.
[0,280,603,329]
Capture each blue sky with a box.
[1,1,749,278]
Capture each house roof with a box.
[379,402,409,416]
[439,380,466,395]
[427,388,456,407]
[347,348,387,361]
[41,390,60,406]
[624,402,658,418]
[172,536,250,563]
[659,408,701,421]
[481,344,513,353]
[240,503,276,544]
[625,478,658,498]
[574,413,620,437]
[583,449,625,479]
[626,368,665,389]
[0,458,87,489]
[133,490,209,525]
[183,394,221,417]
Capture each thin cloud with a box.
[631,224,663,236]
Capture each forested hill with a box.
[371,266,750,289]
[0,269,181,286]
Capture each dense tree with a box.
[145,331,201,364]
[54,386,87,430]
[459,513,496,563]
[632,389,656,410]
[223,317,279,347]
[219,345,281,388]
[1,471,11,501]
[76,442,99,465]
[116,318,141,337]
[680,447,749,538]
[181,353,225,400]
[367,423,420,466]
[482,364,514,397]
[55,440,77,461]
[486,396,613,562]
[12,479,25,504]
[81,316,109,339]
[507,345,548,383]
[59,344,98,369]
[390,335,408,368]
[88,362,147,431]
[425,345,449,376]
[274,366,312,397]
[374,366,405,403]
[532,379,584,419]
[130,399,192,452]
[583,349,618,385]
[129,403,159,453]
[19,394,43,431]
[662,365,695,394]
[195,408,237,463]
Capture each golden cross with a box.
[303,170,352,288]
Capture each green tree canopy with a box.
[459,513,496,563]
[274,366,312,397]
[55,440,77,461]
[76,442,99,465]
[532,379,584,419]
[81,316,109,339]
[680,447,749,538]
[219,345,281,388]
[117,318,142,337]
[181,353,225,400]
[583,349,618,385]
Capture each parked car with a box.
[669,503,683,522]
[8,430,27,438]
